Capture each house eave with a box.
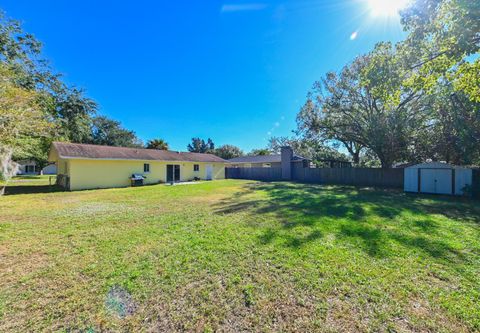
[58,156,224,164]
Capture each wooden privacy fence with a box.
[473,169,480,198]
[292,167,404,188]
[226,167,404,188]
[225,167,282,181]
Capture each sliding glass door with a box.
[166,165,180,183]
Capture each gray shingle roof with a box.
[228,155,282,163]
[52,142,226,163]
[228,154,308,163]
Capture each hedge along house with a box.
[49,142,227,191]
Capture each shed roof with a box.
[405,162,469,169]
[51,142,227,163]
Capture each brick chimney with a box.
[281,146,293,180]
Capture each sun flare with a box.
[368,0,410,17]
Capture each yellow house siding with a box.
[63,159,225,191]
[180,162,225,181]
[57,159,69,175]
[213,163,225,179]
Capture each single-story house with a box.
[49,142,227,191]
[16,160,57,175]
[228,153,311,168]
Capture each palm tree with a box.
[146,139,169,150]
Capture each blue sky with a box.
[3,0,406,152]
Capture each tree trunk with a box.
[352,152,360,165]
[376,151,393,169]
[380,159,393,169]
[343,141,362,166]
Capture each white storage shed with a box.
[404,162,472,196]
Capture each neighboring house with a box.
[228,153,310,168]
[16,161,57,175]
[48,142,227,191]
[16,161,39,175]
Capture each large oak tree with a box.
[298,43,430,168]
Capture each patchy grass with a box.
[0,180,479,332]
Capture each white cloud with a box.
[221,3,268,13]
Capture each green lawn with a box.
[1,179,479,332]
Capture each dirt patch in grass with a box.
[0,247,50,285]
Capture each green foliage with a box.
[0,65,52,182]
[0,11,44,83]
[54,87,97,143]
[297,91,365,165]
[425,86,480,164]
[452,59,480,103]
[146,138,169,150]
[267,136,349,165]
[214,144,243,160]
[90,116,141,148]
[248,148,271,156]
[187,138,215,153]
[358,149,382,168]
[400,0,480,100]
[298,47,428,168]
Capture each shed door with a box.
[420,169,452,194]
[404,168,418,192]
[455,169,472,195]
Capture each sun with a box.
[368,0,410,17]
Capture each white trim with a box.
[406,162,470,170]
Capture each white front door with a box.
[206,165,213,180]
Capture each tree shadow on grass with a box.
[213,182,480,261]
[338,222,465,261]
[4,185,63,195]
